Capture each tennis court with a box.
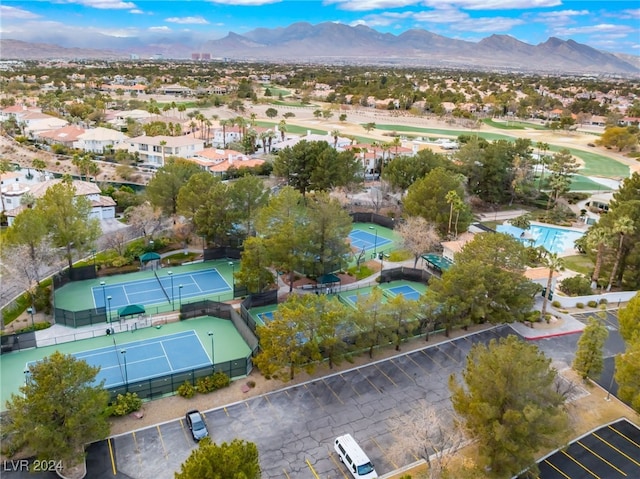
[384,284,422,301]
[28,330,211,389]
[92,269,230,310]
[348,229,392,252]
[257,311,275,324]
[345,292,371,307]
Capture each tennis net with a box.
[154,271,172,303]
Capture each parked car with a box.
[185,409,209,441]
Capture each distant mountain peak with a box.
[2,23,638,74]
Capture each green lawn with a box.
[483,119,550,131]
[562,255,594,276]
[569,175,613,191]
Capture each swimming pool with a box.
[496,222,586,255]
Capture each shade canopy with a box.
[117,304,146,317]
[317,273,341,284]
[140,252,161,262]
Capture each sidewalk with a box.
[509,297,585,340]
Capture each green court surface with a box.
[568,175,613,191]
[0,316,251,408]
[348,223,400,263]
[55,260,237,315]
[337,280,426,309]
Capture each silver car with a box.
[185,410,209,441]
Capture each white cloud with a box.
[325,0,420,12]
[422,0,561,10]
[349,10,413,27]
[0,5,41,19]
[413,7,468,24]
[60,0,138,9]
[554,23,634,36]
[165,16,209,25]
[208,0,281,5]
[129,8,144,14]
[148,26,171,32]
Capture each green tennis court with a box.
[55,261,236,314]
[1,316,252,408]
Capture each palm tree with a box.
[220,119,229,148]
[584,227,610,289]
[278,120,287,141]
[159,140,167,166]
[445,190,459,236]
[540,250,565,322]
[331,129,340,149]
[607,216,635,291]
[536,141,549,191]
[390,137,401,158]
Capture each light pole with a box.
[92,249,97,272]
[107,295,112,323]
[178,284,183,310]
[100,281,106,313]
[369,226,378,256]
[121,349,128,392]
[23,370,29,398]
[168,271,174,309]
[208,331,215,372]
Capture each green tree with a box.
[175,438,260,479]
[254,294,321,381]
[615,334,640,414]
[236,236,274,293]
[449,336,568,478]
[177,172,219,224]
[265,107,278,118]
[273,140,360,197]
[229,175,270,238]
[619,292,640,342]
[315,296,351,369]
[425,233,539,331]
[383,150,449,194]
[384,293,420,351]
[573,315,609,381]
[303,192,353,276]
[194,181,235,246]
[4,352,110,465]
[37,180,101,269]
[582,226,610,289]
[545,149,579,211]
[146,158,202,217]
[539,249,564,321]
[606,215,635,291]
[404,167,471,236]
[596,126,638,152]
[353,287,394,358]
[363,122,376,132]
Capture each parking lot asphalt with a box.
[537,419,640,479]
[104,326,515,479]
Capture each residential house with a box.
[36,125,86,148]
[73,127,128,153]
[3,179,115,225]
[192,148,265,176]
[120,135,205,167]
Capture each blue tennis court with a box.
[348,229,392,252]
[385,285,422,301]
[346,292,370,306]
[46,331,212,389]
[92,269,230,310]
[257,312,275,324]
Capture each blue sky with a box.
[1,1,639,55]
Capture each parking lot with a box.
[538,419,640,479]
[102,327,512,478]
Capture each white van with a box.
[334,434,378,479]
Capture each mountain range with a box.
[2,22,638,74]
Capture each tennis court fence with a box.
[350,212,397,229]
[380,267,434,284]
[180,299,259,353]
[239,291,278,335]
[107,357,252,402]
